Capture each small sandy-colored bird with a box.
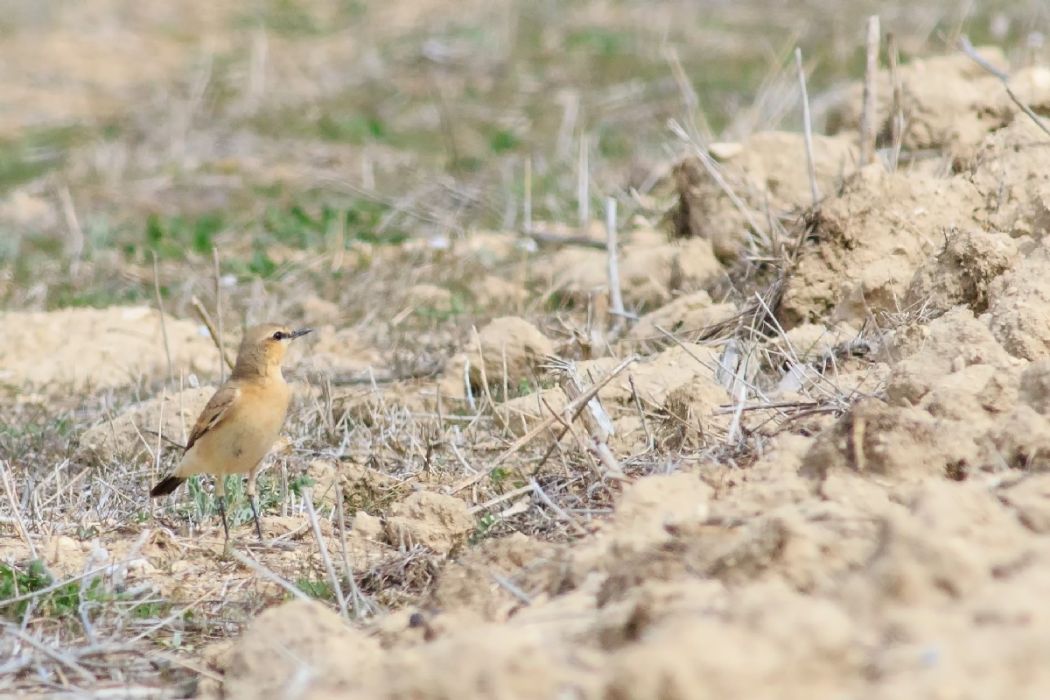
[150,323,312,549]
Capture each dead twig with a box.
[529,478,587,536]
[304,488,349,618]
[958,35,1050,140]
[578,133,590,228]
[468,483,535,515]
[335,484,371,618]
[230,549,312,601]
[522,228,605,249]
[794,48,820,204]
[450,356,637,494]
[151,251,174,383]
[0,460,36,560]
[860,15,881,165]
[552,359,623,478]
[887,33,905,170]
[523,156,533,234]
[191,295,235,371]
[3,623,94,682]
[58,184,84,269]
[605,196,625,335]
[669,119,771,249]
[212,247,227,384]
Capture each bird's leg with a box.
[217,496,230,541]
[215,477,231,557]
[247,468,263,541]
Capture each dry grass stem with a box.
[1,460,37,560]
[860,15,881,165]
[468,483,536,515]
[229,549,312,602]
[451,355,637,494]
[887,33,905,170]
[151,251,174,383]
[958,35,1050,140]
[578,132,590,228]
[212,247,226,384]
[191,295,236,371]
[304,488,349,618]
[335,484,370,618]
[523,156,532,234]
[794,48,820,204]
[605,196,625,329]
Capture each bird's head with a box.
[232,323,313,378]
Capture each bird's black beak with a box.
[290,328,313,339]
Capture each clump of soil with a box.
[674,131,857,260]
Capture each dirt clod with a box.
[384,491,476,555]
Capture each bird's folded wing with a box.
[185,384,240,453]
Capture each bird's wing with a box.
[184,384,240,453]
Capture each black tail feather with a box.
[150,475,186,497]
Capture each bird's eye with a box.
[272,331,285,341]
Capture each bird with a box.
[150,323,312,551]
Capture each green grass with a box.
[565,27,632,57]
[178,471,308,530]
[0,560,174,622]
[317,114,388,143]
[48,285,148,309]
[489,129,521,154]
[414,291,468,322]
[470,513,498,544]
[295,578,335,601]
[0,560,102,619]
[145,212,225,260]
[488,466,511,486]
[0,126,85,192]
[262,200,409,249]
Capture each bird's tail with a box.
[150,475,186,497]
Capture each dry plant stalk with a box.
[524,228,606,249]
[663,45,713,143]
[58,184,84,268]
[958,36,1050,140]
[304,488,349,618]
[151,388,166,517]
[523,156,533,234]
[191,295,236,371]
[212,247,226,384]
[529,477,587,535]
[335,484,369,617]
[669,120,771,248]
[468,483,536,515]
[1,460,37,560]
[471,327,496,410]
[151,251,174,383]
[450,355,637,494]
[578,133,590,228]
[556,361,623,478]
[605,196,625,331]
[860,15,881,165]
[887,33,904,170]
[794,47,820,204]
[230,549,311,601]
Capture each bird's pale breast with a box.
[180,379,291,477]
